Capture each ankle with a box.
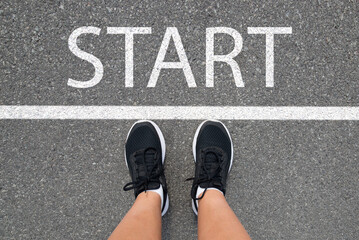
[197,187,223,199]
[137,190,161,200]
[135,191,162,210]
[198,189,226,205]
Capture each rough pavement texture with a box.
[1,0,358,239]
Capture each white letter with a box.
[68,26,103,88]
[206,27,244,87]
[107,27,151,87]
[148,27,196,87]
[248,27,292,87]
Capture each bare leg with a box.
[198,190,251,240]
[108,191,162,240]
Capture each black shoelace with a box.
[123,147,163,193]
[186,149,223,200]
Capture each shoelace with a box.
[123,147,163,193]
[186,149,223,200]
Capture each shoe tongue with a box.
[205,152,218,163]
[203,148,221,173]
[132,148,161,194]
[199,147,224,189]
[135,148,157,176]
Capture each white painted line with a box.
[0,106,358,120]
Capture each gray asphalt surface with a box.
[1,0,358,239]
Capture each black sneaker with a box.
[123,120,169,216]
[187,120,233,215]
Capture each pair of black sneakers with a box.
[123,120,233,216]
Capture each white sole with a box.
[162,193,169,217]
[191,119,234,215]
[124,120,169,216]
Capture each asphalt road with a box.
[1,0,358,239]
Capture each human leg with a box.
[197,190,251,240]
[108,191,162,240]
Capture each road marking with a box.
[0,106,358,120]
[248,27,292,87]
